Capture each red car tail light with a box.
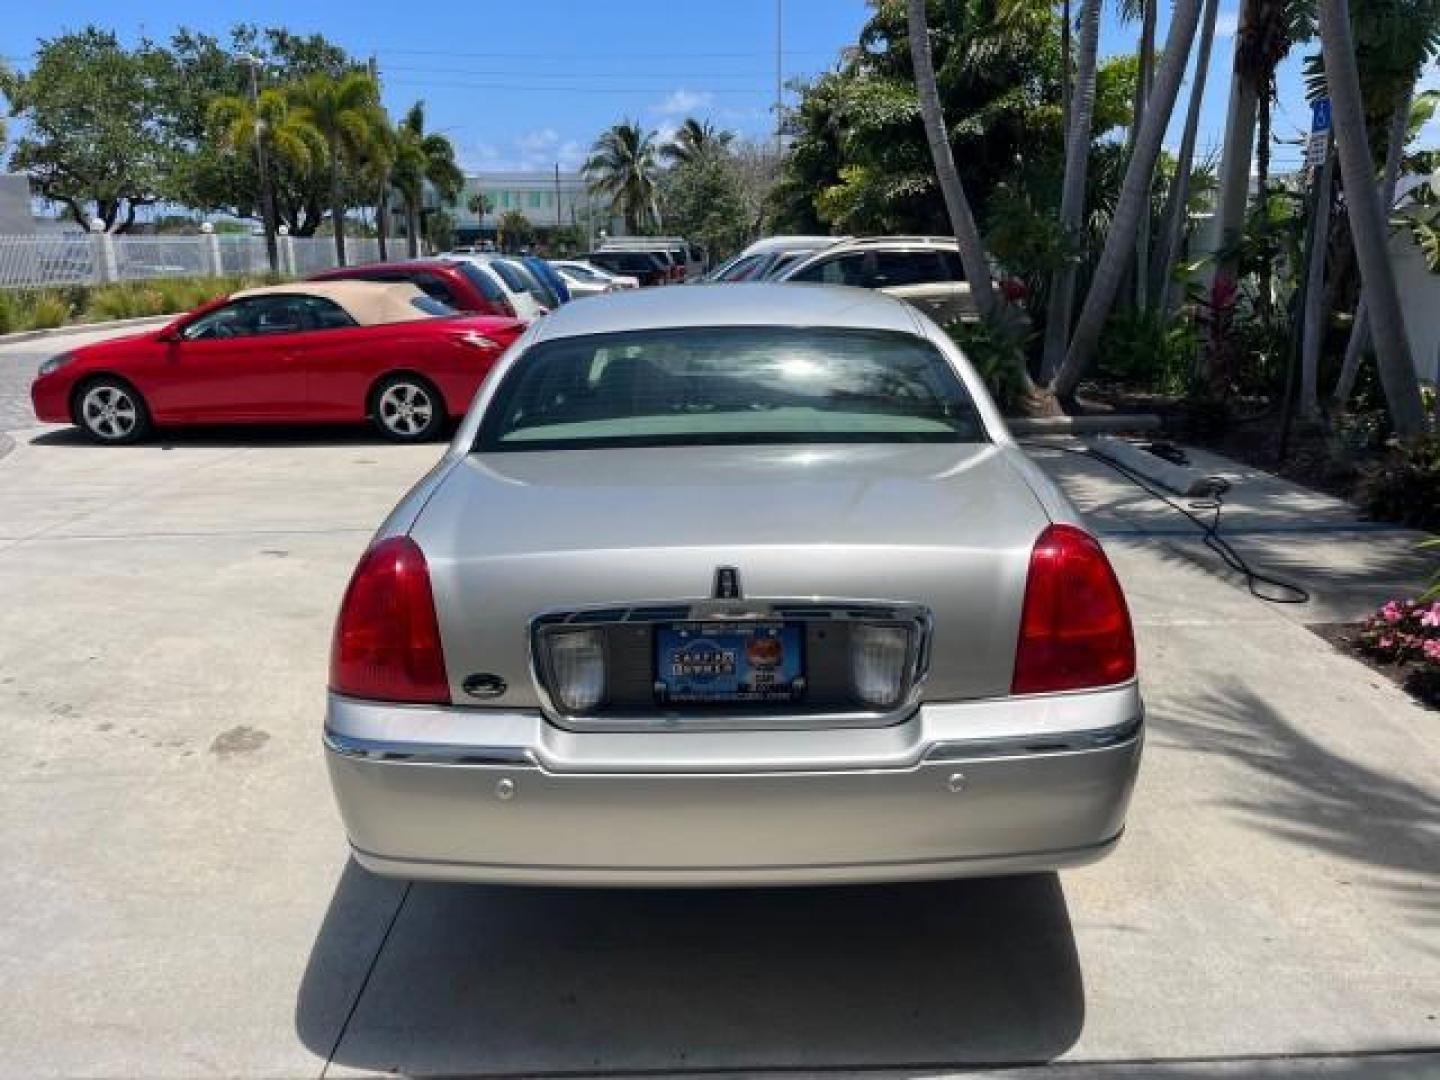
[1012,524,1134,695]
[330,536,450,704]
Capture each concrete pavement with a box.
[0,376,1436,1076]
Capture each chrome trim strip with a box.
[921,713,1143,761]
[323,731,537,767]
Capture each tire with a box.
[371,374,446,442]
[74,377,153,445]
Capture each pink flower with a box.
[1381,601,1406,624]
[1379,635,1396,650]
[1421,603,1440,629]
[1424,639,1440,662]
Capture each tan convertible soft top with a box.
[231,281,444,326]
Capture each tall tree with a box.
[661,118,735,166]
[1152,0,1222,313]
[1051,0,1202,399]
[1317,0,1426,436]
[905,0,999,321]
[289,70,383,264]
[1,29,168,231]
[390,102,464,258]
[584,121,661,234]
[1041,0,1102,383]
[1299,146,1337,417]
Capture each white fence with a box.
[0,234,384,289]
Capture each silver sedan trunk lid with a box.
[410,441,1050,711]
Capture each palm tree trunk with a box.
[1318,0,1425,436]
[329,145,347,266]
[906,0,999,324]
[1051,0,1202,399]
[1152,0,1220,314]
[1133,0,1157,310]
[1332,86,1412,408]
[1211,0,1261,292]
[1061,0,1073,138]
[407,197,421,258]
[1041,0,1102,383]
[1299,146,1336,417]
[1255,92,1274,321]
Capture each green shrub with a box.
[1096,307,1198,395]
[0,291,19,335]
[26,291,72,329]
[1359,436,1440,531]
[945,315,1032,414]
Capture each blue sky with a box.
[4,1,1427,177]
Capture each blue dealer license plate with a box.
[655,622,805,704]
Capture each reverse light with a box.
[1012,524,1135,695]
[851,623,912,709]
[329,536,450,704]
[541,629,605,712]
[38,353,74,377]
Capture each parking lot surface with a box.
[1,331,1437,1077]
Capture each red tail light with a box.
[1012,524,1134,695]
[330,536,450,704]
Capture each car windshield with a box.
[476,326,985,452]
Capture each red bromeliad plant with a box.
[1356,596,1440,706]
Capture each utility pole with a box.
[775,0,784,159]
[555,162,563,249]
[240,53,279,275]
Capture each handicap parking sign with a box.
[1311,98,1332,133]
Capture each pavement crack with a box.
[319,879,412,1079]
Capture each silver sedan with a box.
[323,283,1142,886]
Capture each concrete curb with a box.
[1009,413,1163,436]
[0,314,174,348]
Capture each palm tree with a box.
[1122,0,1158,309]
[1317,0,1426,436]
[1040,0,1102,383]
[390,102,464,258]
[1299,146,1337,417]
[289,70,384,265]
[661,118,734,166]
[904,0,999,323]
[1051,0,1203,399]
[1151,0,1222,314]
[209,86,324,270]
[584,121,661,234]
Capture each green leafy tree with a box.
[1,28,170,231]
[658,145,749,259]
[425,208,457,252]
[390,102,464,257]
[584,121,661,234]
[289,69,385,264]
[497,209,534,250]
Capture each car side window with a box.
[939,250,967,282]
[410,273,460,307]
[180,295,354,340]
[872,251,945,287]
[791,253,870,287]
[301,296,359,330]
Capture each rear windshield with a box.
[592,253,658,273]
[453,262,506,302]
[488,259,530,293]
[476,326,985,452]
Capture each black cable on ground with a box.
[1020,440,1311,605]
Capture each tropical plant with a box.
[1096,308,1199,395]
[497,209,534,250]
[584,121,661,234]
[389,101,464,258]
[945,317,1033,414]
[288,69,385,264]
[660,118,734,166]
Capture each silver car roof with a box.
[529,282,920,343]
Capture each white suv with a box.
[775,236,978,324]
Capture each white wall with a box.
[1391,231,1440,386]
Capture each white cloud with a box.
[652,88,716,117]
[459,130,588,173]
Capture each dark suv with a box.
[310,259,519,319]
[583,251,669,287]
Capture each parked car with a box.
[445,254,550,321]
[583,250,669,287]
[322,283,1142,887]
[553,260,639,291]
[598,236,702,280]
[548,261,614,299]
[520,255,571,305]
[31,282,525,444]
[310,258,519,319]
[704,235,844,283]
[775,236,982,323]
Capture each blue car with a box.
[521,256,571,305]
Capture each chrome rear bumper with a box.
[323,685,1142,887]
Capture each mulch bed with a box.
[1309,622,1439,710]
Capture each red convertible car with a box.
[31,281,525,443]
